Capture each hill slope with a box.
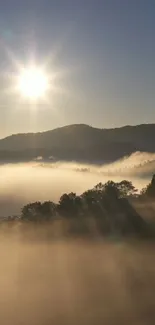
[0,123,155,163]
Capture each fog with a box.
[1,152,155,324]
[0,151,155,217]
[0,235,155,325]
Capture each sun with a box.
[17,66,49,100]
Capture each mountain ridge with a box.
[0,123,155,163]
[2,122,155,140]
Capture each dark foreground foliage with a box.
[2,177,155,239]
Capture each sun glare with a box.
[17,67,49,100]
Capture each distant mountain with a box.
[0,123,155,163]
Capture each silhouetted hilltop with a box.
[0,123,155,163]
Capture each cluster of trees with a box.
[3,176,155,237]
[20,180,137,220]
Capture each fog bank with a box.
[0,151,155,216]
[0,236,155,325]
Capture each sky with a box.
[0,0,155,137]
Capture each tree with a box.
[94,180,137,199]
[104,181,120,199]
[140,174,155,198]
[21,201,56,221]
[117,180,137,198]
[21,202,42,221]
[40,201,57,220]
[140,187,147,197]
[58,192,82,218]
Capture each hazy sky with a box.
[0,0,155,137]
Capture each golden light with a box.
[17,66,49,100]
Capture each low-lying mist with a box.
[0,234,155,325]
[1,151,155,324]
[0,151,155,217]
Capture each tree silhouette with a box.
[58,192,82,218]
[117,180,137,198]
[21,202,42,221]
[141,174,155,198]
[21,201,56,221]
[11,178,152,238]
